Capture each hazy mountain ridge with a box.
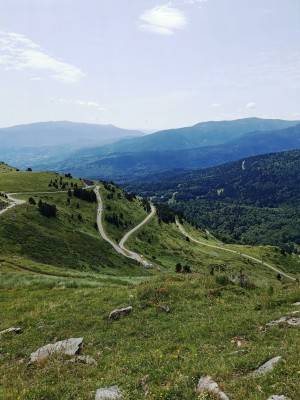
[53,121,300,182]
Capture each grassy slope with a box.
[0,167,152,276]
[126,216,300,281]
[0,192,147,275]
[1,166,300,399]
[1,271,299,400]
[100,183,149,243]
[0,164,83,192]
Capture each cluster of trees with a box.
[49,176,77,190]
[124,191,136,202]
[38,200,57,218]
[156,204,176,224]
[175,263,192,273]
[104,213,127,227]
[72,188,96,203]
[141,198,151,213]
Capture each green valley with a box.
[0,163,299,400]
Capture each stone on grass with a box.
[29,337,83,363]
[108,306,132,321]
[287,317,300,326]
[0,327,22,335]
[68,355,97,365]
[265,315,300,328]
[251,356,282,377]
[267,396,291,400]
[95,386,122,399]
[266,317,287,327]
[292,301,300,306]
[197,375,230,400]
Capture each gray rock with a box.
[161,304,170,313]
[0,327,22,335]
[109,306,132,321]
[267,396,291,400]
[266,317,287,327]
[95,386,122,399]
[197,375,230,400]
[29,337,83,363]
[251,356,282,376]
[287,317,300,326]
[68,355,97,365]
[292,301,300,306]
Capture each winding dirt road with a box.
[94,185,156,265]
[0,193,26,216]
[176,219,296,281]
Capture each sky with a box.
[0,0,299,131]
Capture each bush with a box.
[215,275,230,286]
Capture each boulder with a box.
[0,327,22,335]
[267,396,291,400]
[197,375,230,400]
[95,386,122,399]
[29,337,83,363]
[108,306,132,321]
[251,356,282,377]
[287,317,300,326]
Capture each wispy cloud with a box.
[246,102,256,109]
[182,0,207,5]
[139,4,187,35]
[0,30,84,83]
[56,98,107,112]
[211,102,221,108]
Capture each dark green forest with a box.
[124,150,300,249]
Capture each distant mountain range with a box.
[0,118,299,180]
[0,121,144,168]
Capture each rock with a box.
[95,386,122,399]
[29,337,83,363]
[267,396,291,400]
[161,304,170,313]
[68,355,97,365]
[108,306,133,321]
[266,317,287,327]
[292,301,300,306]
[197,375,230,400]
[251,356,282,376]
[287,317,300,326]
[265,315,300,328]
[229,349,247,355]
[0,327,22,335]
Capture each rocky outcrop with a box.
[108,306,132,321]
[251,356,282,377]
[197,375,230,400]
[95,386,122,399]
[0,327,22,335]
[29,337,83,363]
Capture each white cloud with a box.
[211,102,221,108]
[139,5,187,35]
[0,30,84,83]
[56,98,107,112]
[183,0,207,5]
[246,102,256,109]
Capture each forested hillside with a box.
[125,150,300,249]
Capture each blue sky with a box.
[0,0,299,131]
